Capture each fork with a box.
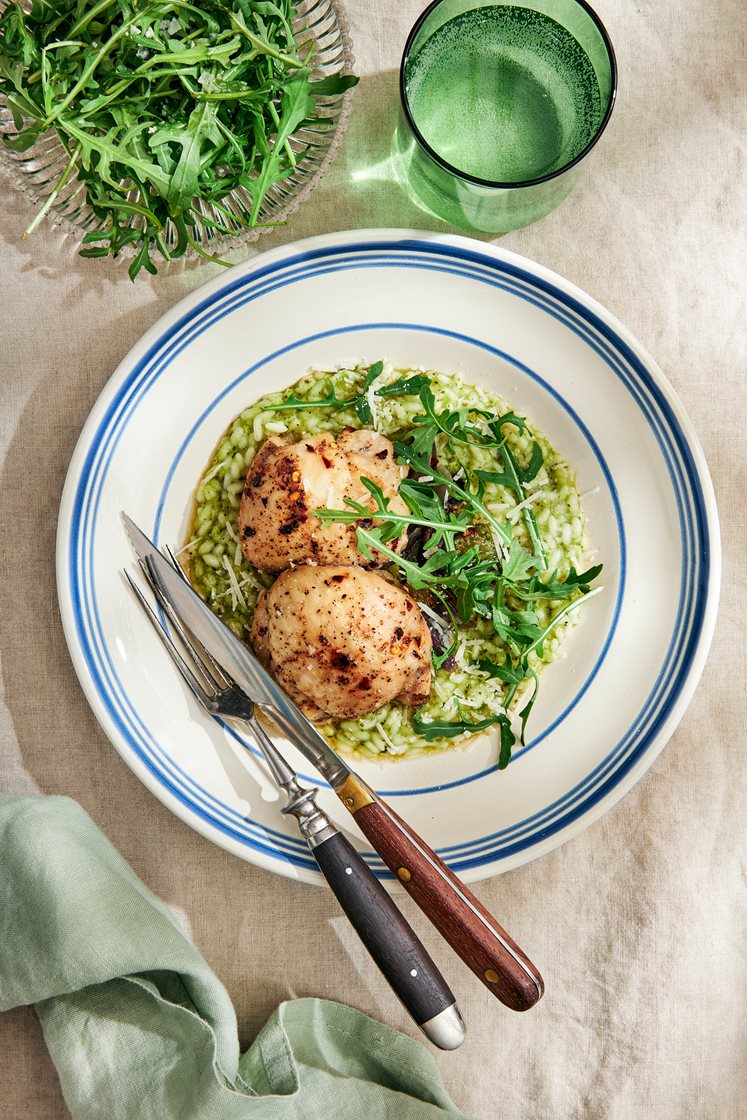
[125,564,466,1050]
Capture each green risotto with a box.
[186,363,601,761]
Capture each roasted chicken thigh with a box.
[250,565,433,721]
[239,429,408,571]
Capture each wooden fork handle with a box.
[311,829,463,1048]
[334,775,544,1012]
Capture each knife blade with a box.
[122,515,350,788]
[123,513,544,1012]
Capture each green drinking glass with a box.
[398,0,617,233]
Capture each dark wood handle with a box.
[334,777,543,1011]
[312,830,460,1030]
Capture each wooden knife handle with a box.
[335,775,544,1012]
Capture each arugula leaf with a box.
[452,557,496,622]
[317,474,473,553]
[152,100,223,214]
[375,373,431,398]
[476,414,547,567]
[477,657,525,685]
[412,709,510,743]
[501,536,540,583]
[264,363,383,418]
[497,714,515,769]
[508,563,604,603]
[521,588,603,659]
[411,706,516,765]
[261,386,352,413]
[352,360,384,424]
[537,563,603,597]
[247,76,313,222]
[477,583,601,748]
[355,525,449,586]
[517,669,539,746]
[492,410,527,434]
[491,603,545,656]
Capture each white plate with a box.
[57,230,720,885]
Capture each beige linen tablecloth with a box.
[0,0,743,1116]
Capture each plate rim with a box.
[56,229,722,884]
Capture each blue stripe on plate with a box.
[71,247,703,855]
[66,239,711,875]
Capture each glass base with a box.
[395,120,578,234]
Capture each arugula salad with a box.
[0,0,356,278]
[186,362,602,765]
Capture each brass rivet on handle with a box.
[397,867,412,883]
[484,969,500,984]
[344,797,355,808]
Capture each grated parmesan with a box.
[221,554,247,611]
[454,636,488,677]
[223,520,243,565]
[525,470,548,492]
[507,489,547,523]
[174,537,199,557]
[490,526,510,564]
[202,456,230,484]
[374,721,399,752]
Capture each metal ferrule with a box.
[419,1003,466,1050]
[281,779,337,849]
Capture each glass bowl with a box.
[0,0,354,267]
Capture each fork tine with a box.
[158,545,235,692]
[124,570,215,709]
[136,557,222,692]
[163,544,185,576]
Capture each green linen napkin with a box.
[0,795,472,1120]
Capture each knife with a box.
[123,514,544,1012]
